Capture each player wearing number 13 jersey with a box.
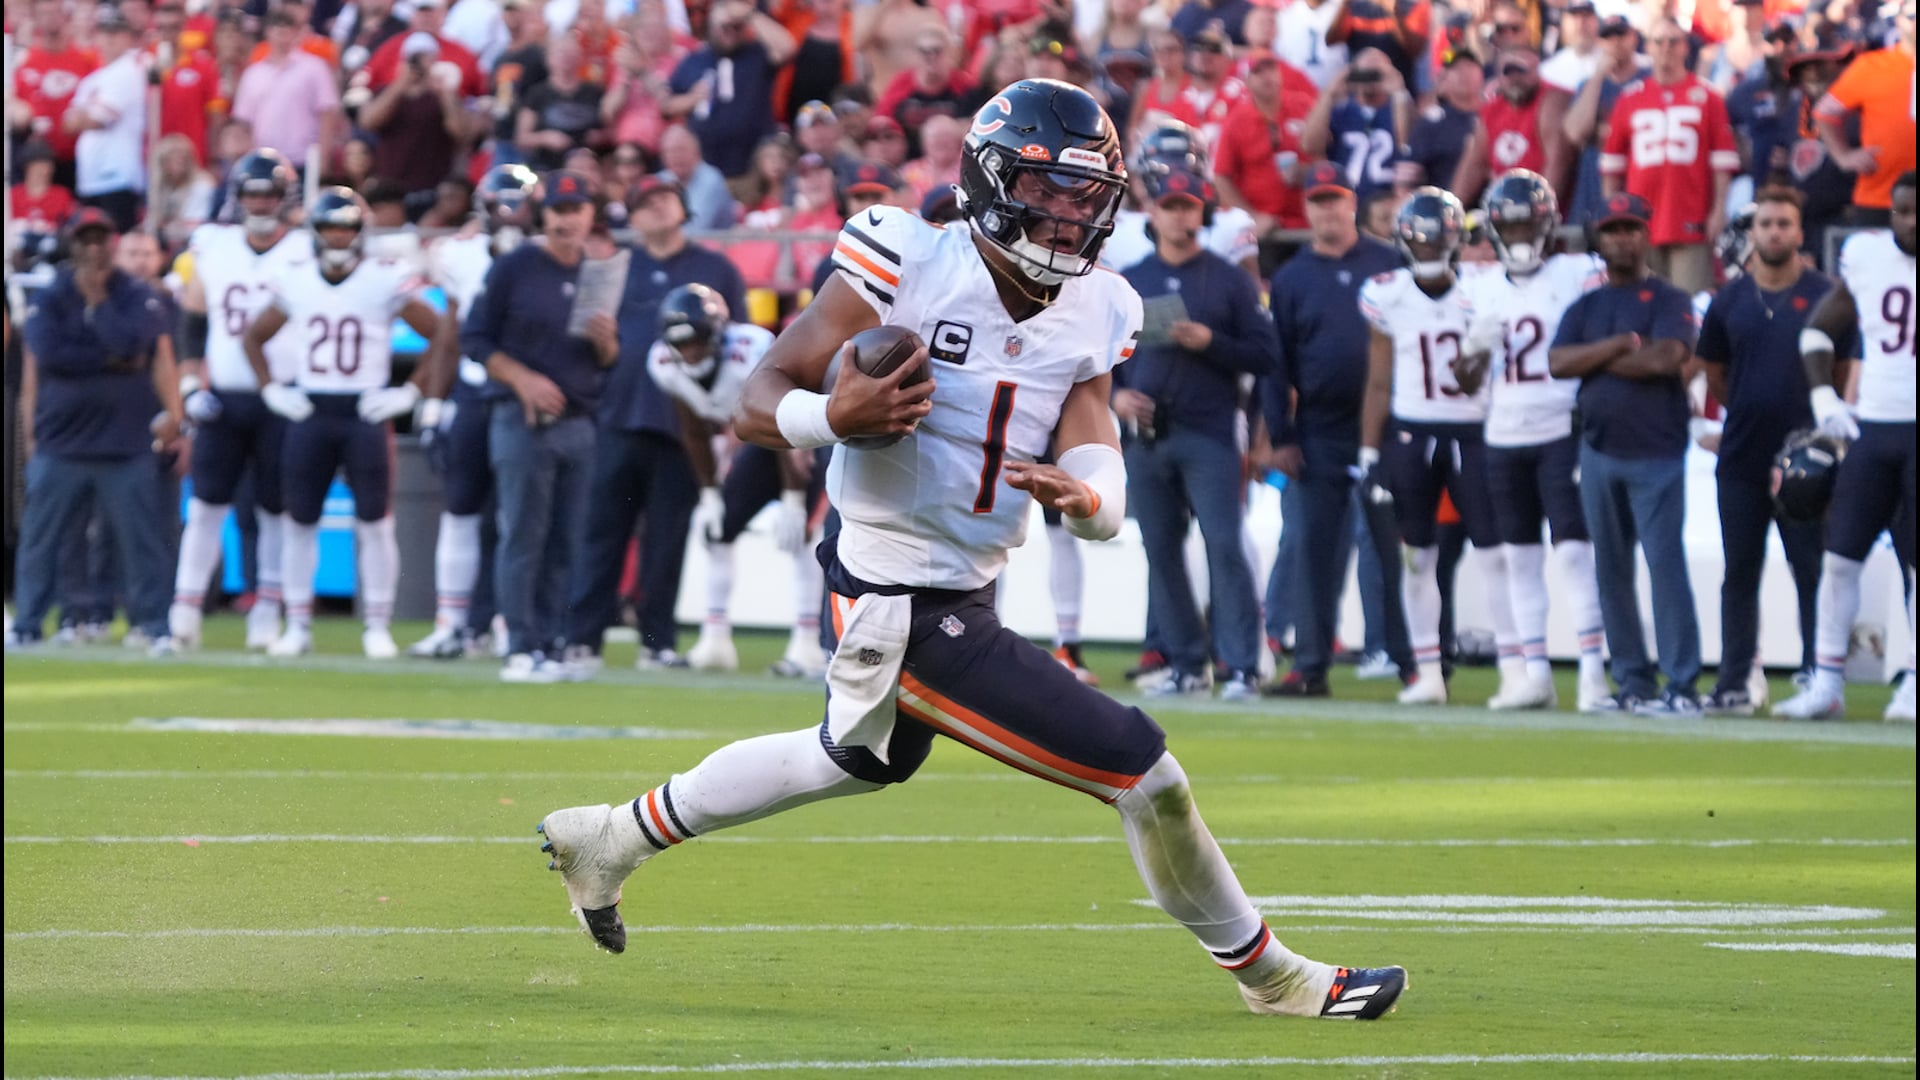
[1776,172,1918,723]
[1460,170,1609,713]
[1360,187,1513,707]
[535,79,1407,1022]
[241,188,443,662]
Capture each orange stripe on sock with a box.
[644,789,680,845]
[897,672,1144,797]
[1217,925,1272,970]
[833,243,901,287]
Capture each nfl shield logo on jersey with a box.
[1004,335,1023,358]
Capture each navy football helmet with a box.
[228,148,298,235]
[1483,168,1559,275]
[307,186,369,275]
[1771,428,1845,523]
[1395,187,1467,278]
[658,283,730,359]
[957,78,1127,285]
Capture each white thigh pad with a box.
[824,591,914,764]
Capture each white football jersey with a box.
[647,322,771,426]
[1098,206,1260,273]
[188,224,313,390]
[830,206,1142,590]
[1359,268,1486,424]
[1461,253,1603,447]
[427,232,494,387]
[265,255,424,394]
[1838,229,1917,423]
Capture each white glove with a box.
[1353,446,1392,506]
[692,486,725,544]
[358,383,422,423]
[772,489,808,554]
[1809,385,1859,442]
[416,396,449,430]
[261,383,314,422]
[184,389,222,424]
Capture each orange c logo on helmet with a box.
[971,94,1015,137]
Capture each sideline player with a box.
[650,284,829,678]
[536,79,1406,1018]
[241,189,445,659]
[1359,188,1517,705]
[1775,171,1917,722]
[1462,170,1610,711]
[409,165,538,659]
[169,150,310,651]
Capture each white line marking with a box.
[128,717,706,740]
[7,1052,1915,1079]
[8,923,1912,943]
[1705,942,1917,959]
[8,768,1910,788]
[5,833,1909,849]
[1191,894,1895,929]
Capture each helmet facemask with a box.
[1490,214,1553,275]
[1395,188,1467,280]
[238,185,285,238]
[960,147,1124,286]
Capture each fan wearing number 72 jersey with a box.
[533,78,1407,1022]
[1458,169,1609,713]
[241,187,448,661]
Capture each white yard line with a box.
[1705,942,1917,959]
[8,1052,1916,1079]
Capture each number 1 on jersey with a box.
[973,381,1018,513]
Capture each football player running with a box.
[1359,188,1517,706]
[537,79,1406,1019]
[408,165,539,660]
[169,150,311,651]
[652,284,829,679]
[1775,171,1917,722]
[1461,170,1610,711]
[241,189,446,659]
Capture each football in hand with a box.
[839,325,929,450]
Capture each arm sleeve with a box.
[1694,291,1730,366]
[1356,276,1394,335]
[1650,286,1698,351]
[667,53,703,94]
[829,205,915,319]
[1705,92,1739,173]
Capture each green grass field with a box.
[4,619,1915,1080]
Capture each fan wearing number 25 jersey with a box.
[1599,72,1739,247]
[828,203,1141,591]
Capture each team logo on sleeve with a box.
[930,320,973,364]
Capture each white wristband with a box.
[1358,446,1381,470]
[775,389,840,449]
[1799,328,1836,357]
[1056,442,1126,542]
[179,373,203,397]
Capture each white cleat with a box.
[168,603,203,651]
[1772,679,1845,720]
[501,652,567,683]
[1397,673,1447,706]
[245,599,283,650]
[1489,674,1557,711]
[536,802,652,953]
[362,627,398,660]
[1885,671,1916,724]
[1577,670,1614,713]
[408,624,466,659]
[267,626,313,658]
[686,627,738,672]
[1746,665,1771,712]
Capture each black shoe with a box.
[1263,672,1330,698]
[1701,687,1755,716]
[1320,965,1408,1019]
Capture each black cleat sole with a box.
[580,904,626,953]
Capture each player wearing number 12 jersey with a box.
[535,78,1406,1020]
[1360,187,1515,707]
[241,188,443,661]
[1776,172,1918,723]
[1461,170,1610,712]
[169,150,311,653]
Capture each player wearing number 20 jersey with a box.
[244,188,444,662]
